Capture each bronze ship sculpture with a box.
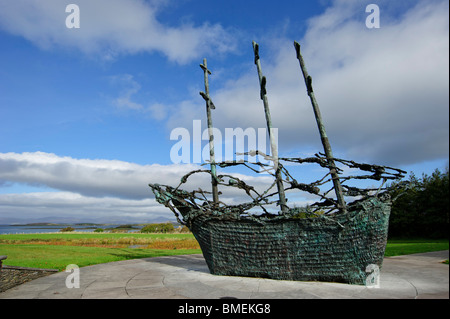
[149,41,406,285]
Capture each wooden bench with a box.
[0,255,7,270]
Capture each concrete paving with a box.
[0,251,448,299]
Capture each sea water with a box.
[0,224,141,235]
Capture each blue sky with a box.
[0,0,448,224]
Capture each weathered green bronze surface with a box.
[252,41,288,213]
[199,58,219,205]
[149,41,406,285]
[187,197,390,284]
[294,41,347,213]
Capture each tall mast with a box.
[252,41,288,213]
[200,58,219,205]
[294,41,346,213]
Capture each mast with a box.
[252,41,288,213]
[199,58,219,205]
[294,41,347,213]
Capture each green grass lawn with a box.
[0,232,202,270]
[0,232,196,242]
[384,238,448,257]
[0,233,447,271]
[0,244,201,270]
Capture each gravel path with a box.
[0,266,58,293]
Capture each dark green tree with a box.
[389,167,449,238]
[140,222,175,233]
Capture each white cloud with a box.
[109,74,144,111]
[108,75,171,119]
[0,151,197,223]
[147,103,168,121]
[0,152,279,223]
[0,151,202,200]
[296,0,449,165]
[0,191,167,224]
[165,0,449,167]
[0,0,237,63]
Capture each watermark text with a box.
[366,4,380,29]
[170,120,277,167]
[66,4,80,29]
[65,264,80,288]
[365,264,380,288]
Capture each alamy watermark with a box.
[170,120,278,166]
[366,4,380,29]
[365,264,380,288]
[65,4,80,29]
[64,4,379,30]
[65,264,80,288]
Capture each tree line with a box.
[388,166,449,239]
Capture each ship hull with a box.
[188,198,390,285]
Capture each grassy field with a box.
[0,232,199,249]
[0,232,202,270]
[0,233,448,271]
[384,238,448,257]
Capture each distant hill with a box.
[13,222,66,226]
[3,215,176,226]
